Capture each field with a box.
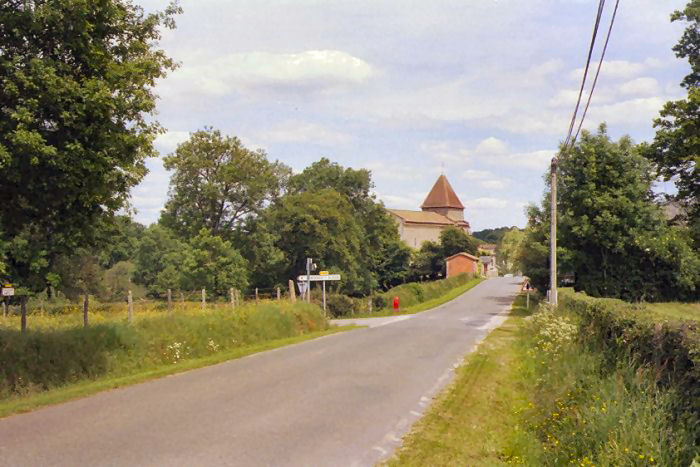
[0,300,346,417]
[645,301,700,321]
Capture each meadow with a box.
[0,300,332,414]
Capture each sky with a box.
[133,0,690,231]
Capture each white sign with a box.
[296,281,308,296]
[297,274,341,282]
[1,287,15,297]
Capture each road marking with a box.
[370,315,412,328]
[372,446,388,455]
[410,410,421,416]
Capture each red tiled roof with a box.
[387,209,455,225]
[421,175,464,209]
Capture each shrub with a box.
[326,294,355,317]
[372,295,387,311]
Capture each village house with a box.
[387,175,471,249]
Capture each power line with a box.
[573,0,621,144]
[562,0,607,151]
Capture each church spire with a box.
[421,174,464,210]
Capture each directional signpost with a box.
[2,284,13,318]
[297,273,341,313]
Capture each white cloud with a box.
[569,58,663,81]
[462,169,493,180]
[258,120,352,145]
[463,197,510,210]
[154,131,190,154]
[618,77,660,96]
[480,179,508,190]
[587,97,666,127]
[474,137,508,156]
[161,49,373,98]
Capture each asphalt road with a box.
[0,276,521,466]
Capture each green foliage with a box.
[161,128,291,239]
[496,228,525,274]
[133,225,185,296]
[515,306,696,466]
[521,125,699,301]
[101,261,137,302]
[0,302,327,399]
[326,294,355,317]
[179,228,248,296]
[375,273,476,310]
[260,188,373,295]
[96,216,145,269]
[559,289,699,420]
[411,227,478,279]
[471,226,515,244]
[645,1,700,244]
[286,158,411,290]
[52,249,104,300]
[0,0,179,291]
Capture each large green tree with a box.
[161,128,291,239]
[523,125,699,301]
[0,0,179,291]
[261,188,372,295]
[287,158,411,290]
[496,228,525,274]
[645,0,699,243]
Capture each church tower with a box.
[421,175,470,233]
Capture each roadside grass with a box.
[386,293,535,466]
[351,276,484,318]
[645,301,699,322]
[388,292,697,466]
[1,302,359,418]
[0,326,353,419]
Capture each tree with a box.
[180,228,248,296]
[440,226,479,257]
[645,1,700,244]
[471,227,514,244]
[524,125,699,301]
[133,225,185,296]
[97,216,145,269]
[161,128,291,239]
[288,158,411,290]
[496,228,525,274]
[261,189,372,295]
[0,0,179,292]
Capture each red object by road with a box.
[393,296,400,313]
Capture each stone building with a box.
[387,175,471,249]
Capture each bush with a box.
[372,295,387,311]
[378,273,477,310]
[326,294,354,317]
[559,289,699,422]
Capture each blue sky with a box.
[134,0,690,231]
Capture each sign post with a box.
[297,273,341,313]
[2,284,14,318]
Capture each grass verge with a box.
[0,325,354,419]
[352,277,484,318]
[645,301,700,322]
[386,293,532,466]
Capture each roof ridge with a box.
[420,175,464,209]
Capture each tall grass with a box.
[0,302,327,400]
[505,306,697,465]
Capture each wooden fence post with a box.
[369,297,373,314]
[83,294,89,328]
[230,288,235,310]
[289,280,296,303]
[201,288,206,310]
[20,297,27,333]
[128,290,133,323]
[180,291,184,307]
[276,287,281,300]
[255,288,259,305]
[167,289,172,314]
[2,297,7,317]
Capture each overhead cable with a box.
[572,0,621,144]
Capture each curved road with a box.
[0,277,521,466]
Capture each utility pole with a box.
[550,157,558,306]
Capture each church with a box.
[387,175,471,249]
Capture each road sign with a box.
[319,271,329,275]
[296,281,309,297]
[297,274,341,281]
[2,287,15,297]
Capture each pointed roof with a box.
[421,175,464,210]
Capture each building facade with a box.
[387,175,471,249]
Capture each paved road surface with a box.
[0,277,521,466]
